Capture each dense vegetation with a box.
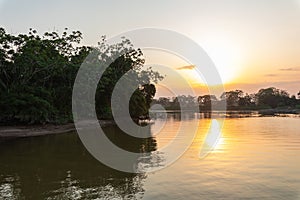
[154,88,300,112]
[0,28,162,124]
[1,27,299,124]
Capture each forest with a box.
[0,27,162,124]
[153,88,300,112]
[1,27,299,125]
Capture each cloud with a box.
[265,74,277,77]
[224,80,300,95]
[279,67,300,71]
[176,65,195,70]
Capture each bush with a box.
[0,92,54,124]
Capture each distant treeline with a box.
[0,28,162,124]
[153,88,300,111]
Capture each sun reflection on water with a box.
[199,119,225,158]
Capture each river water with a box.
[0,113,300,199]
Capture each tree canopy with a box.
[0,28,162,124]
[153,87,300,112]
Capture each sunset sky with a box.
[1,0,300,97]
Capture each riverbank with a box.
[1,110,299,139]
[258,108,300,116]
[0,120,117,139]
[0,123,75,138]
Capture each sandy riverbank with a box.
[0,120,116,139]
[0,123,76,138]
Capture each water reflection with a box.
[150,110,264,120]
[144,116,300,200]
[1,113,300,199]
[199,119,223,158]
[0,176,21,200]
[0,125,158,199]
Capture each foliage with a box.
[153,87,300,111]
[94,37,163,119]
[197,95,217,110]
[0,27,85,123]
[255,87,290,109]
[0,28,162,124]
[129,83,157,119]
[151,95,198,111]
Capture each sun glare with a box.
[199,119,224,158]
[198,35,243,84]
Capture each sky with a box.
[1,0,300,97]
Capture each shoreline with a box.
[0,120,116,139]
[1,110,299,139]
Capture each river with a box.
[0,113,300,199]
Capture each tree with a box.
[141,84,156,109]
[198,95,217,110]
[129,84,156,119]
[0,27,162,124]
[157,97,171,106]
[94,37,163,119]
[175,95,197,110]
[238,93,255,107]
[255,87,289,108]
[220,90,244,108]
[0,28,85,123]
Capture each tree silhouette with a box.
[0,27,163,124]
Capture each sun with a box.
[197,34,243,84]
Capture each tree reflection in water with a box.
[0,125,160,199]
